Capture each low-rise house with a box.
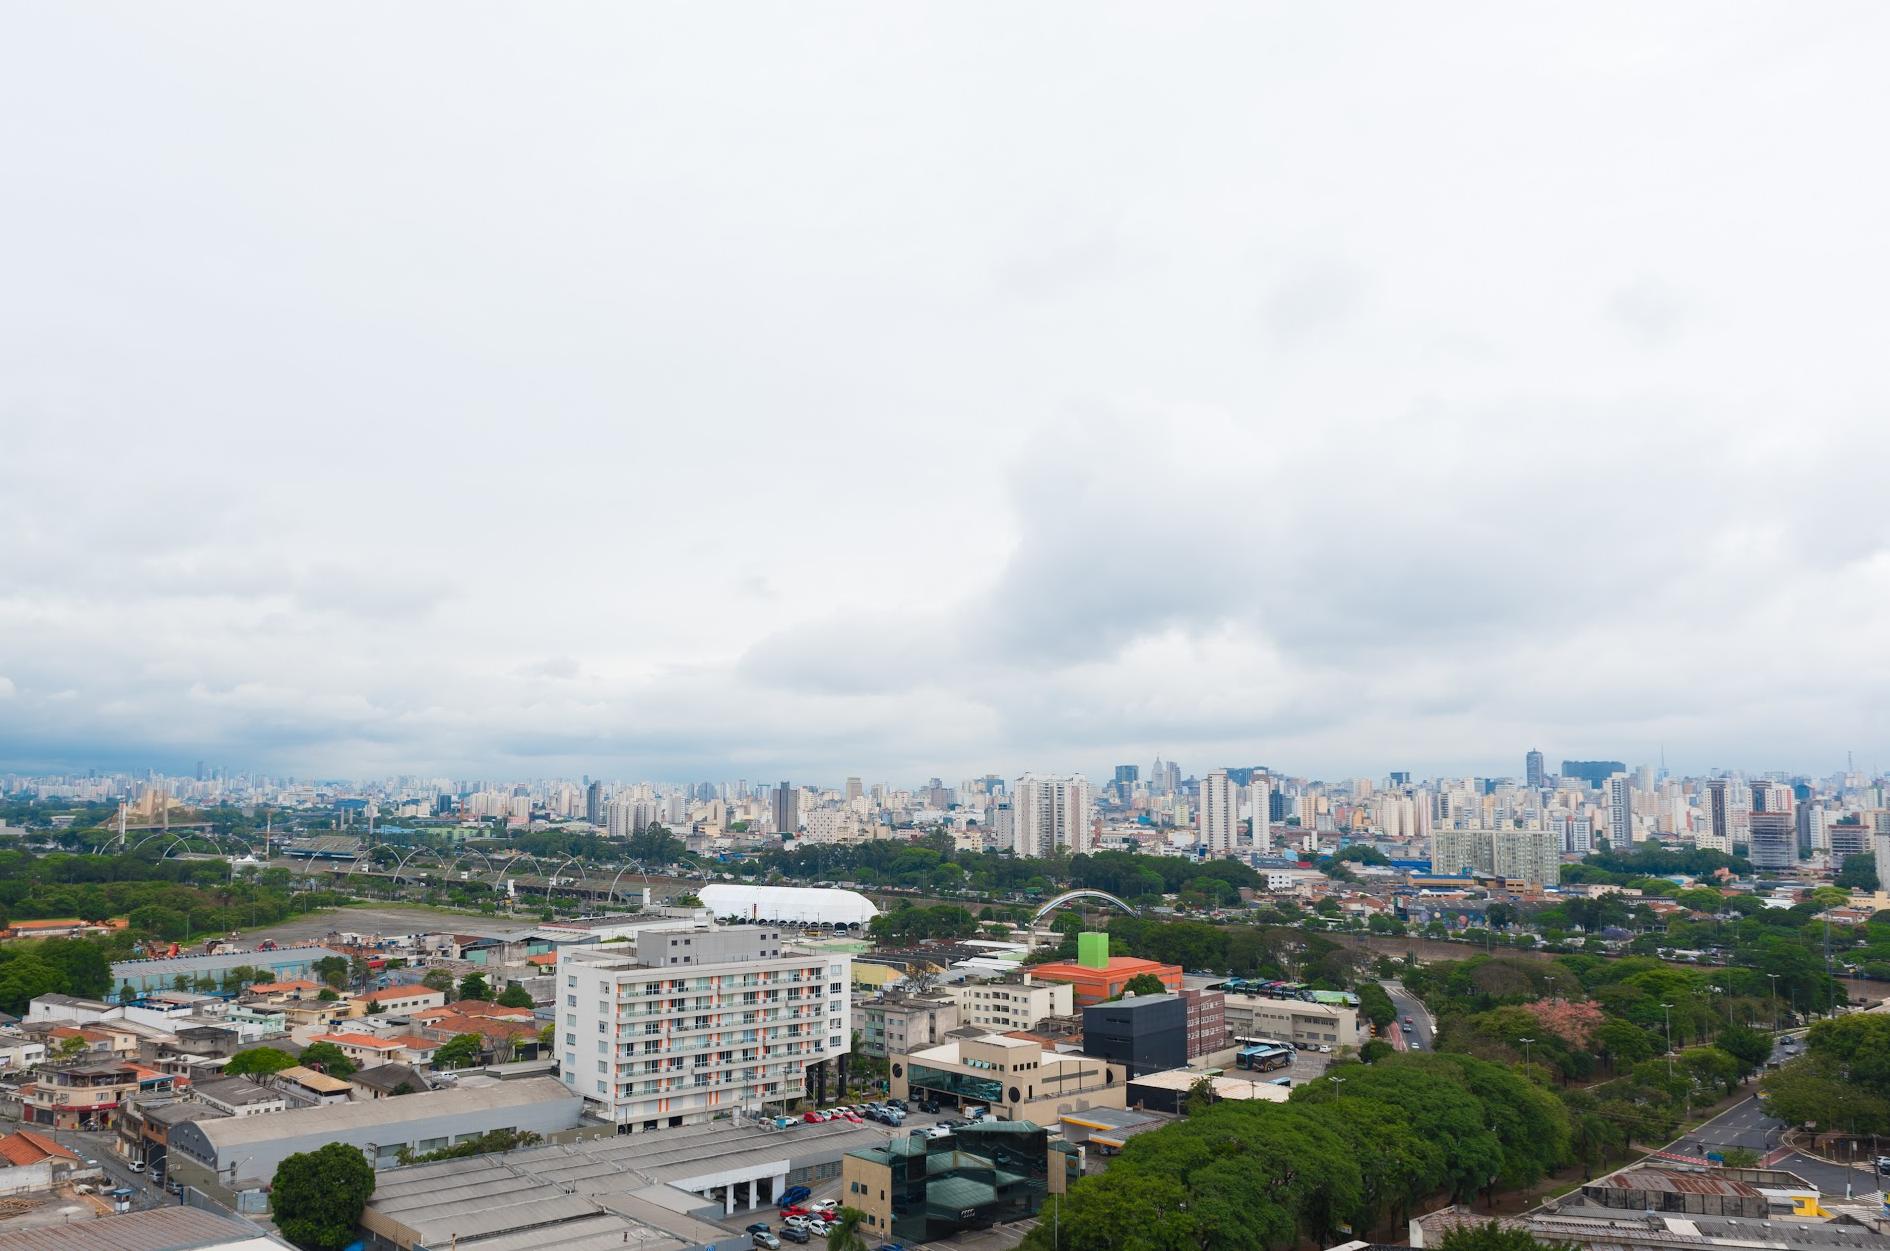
[271,1064,353,1106]
[308,1032,439,1067]
[353,985,446,1015]
[193,1076,289,1118]
[348,1062,432,1100]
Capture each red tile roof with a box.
[0,1129,78,1165]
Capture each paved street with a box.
[1382,979,1435,1051]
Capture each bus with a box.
[1236,1045,1293,1072]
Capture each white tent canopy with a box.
[700,883,879,927]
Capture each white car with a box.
[783,1216,813,1232]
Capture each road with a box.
[1382,979,1435,1051]
[60,1128,170,1210]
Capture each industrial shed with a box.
[700,884,878,927]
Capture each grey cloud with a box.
[4,5,1890,780]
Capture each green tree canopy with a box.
[224,1046,296,1077]
[496,983,535,1008]
[299,1041,358,1079]
[457,972,491,1001]
[432,1032,484,1070]
[271,1142,375,1251]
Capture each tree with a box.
[421,968,455,998]
[224,1046,296,1077]
[826,1206,871,1251]
[457,972,491,1001]
[1183,1076,1217,1117]
[1438,1222,1572,1251]
[300,1041,358,1079]
[1122,973,1167,997]
[1714,1025,1772,1079]
[1360,1038,1394,1064]
[271,1142,375,1251]
[497,983,535,1008]
[1720,1146,1760,1168]
[432,1032,484,1070]
[313,956,349,990]
[1836,854,1878,892]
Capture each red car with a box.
[802,1111,823,1123]
[839,1111,863,1123]
[780,1206,811,1218]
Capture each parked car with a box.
[129,1161,145,1173]
[886,1098,908,1112]
[753,1233,780,1250]
[784,1216,813,1232]
[772,1116,796,1130]
[919,1100,940,1114]
[778,1185,811,1207]
[838,1111,863,1123]
[812,1200,840,1213]
[780,1228,810,1244]
[745,1223,772,1235]
[780,1206,811,1218]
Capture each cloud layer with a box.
[4,4,1890,782]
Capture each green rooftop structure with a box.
[1076,931,1109,970]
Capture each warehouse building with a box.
[1219,994,1361,1049]
[165,1076,586,1184]
[111,947,347,995]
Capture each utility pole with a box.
[1661,1004,1674,1079]
[1767,974,1779,1032]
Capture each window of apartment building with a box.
[567,976,577,988]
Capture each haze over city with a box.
[7,5,1890,782]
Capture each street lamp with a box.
[1519,1037,1535,1071]
[1660,1004,1674,1079]
[1766,974,1780,1032]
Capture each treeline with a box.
[0,849,351,944]
[0,940,113,1014]
[745,837,1264,904]
[1024,1053,1567,1251]
[1762,1013,1890,1133]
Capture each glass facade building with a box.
[850,1122,1078,1244]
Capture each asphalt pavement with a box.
[1382,979,1435,1051]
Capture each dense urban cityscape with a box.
[2,752,1890,1251]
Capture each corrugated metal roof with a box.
[0,1206,287,1251]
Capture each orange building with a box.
[1027,933,1182,1007]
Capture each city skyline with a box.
[8,7,1890,781]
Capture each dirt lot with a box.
[240,904,522,944]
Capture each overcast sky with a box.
[5,4,1890,785]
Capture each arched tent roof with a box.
[699,884,879,927]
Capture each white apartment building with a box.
[1430,827,1562,887]
[1012,775,1093,857]
[558,925,851,1132]
[944,977,1074,1032]
[1249,780,1273,853]
[1199,770,1238,855]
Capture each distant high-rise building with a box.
[845,777,863,804]
[1525,750,1545,788]
[1560,760,1625,788]
[1388,771,1411,787]
[1248,779,1273,854]
[1606,773,1633,846]
[771,781,798,836]
[1748,808,1796,870]
[585,780,604,826]
[1013,775,1093,857]
[1199,771,1237,855]
[1114,765,1139,787]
